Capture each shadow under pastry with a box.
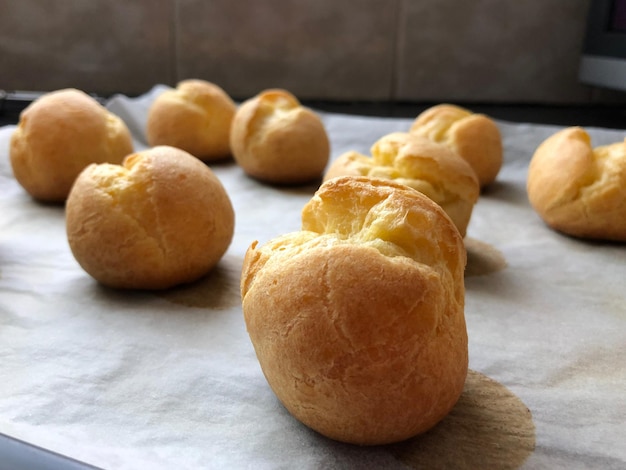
[464,237,507,277]
[388,370,536,470]
[157,255,242,310]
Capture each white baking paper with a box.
[0,86,624,469]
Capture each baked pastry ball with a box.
[10,88,133,202]
[324,132,479,237]
[410,104,503,188]
[241,176,468,445]
[146,79,236,161]
[229,89,330,184]
[66,145,235,289]
[527,126,626,241]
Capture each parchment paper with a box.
[0,86,624,469]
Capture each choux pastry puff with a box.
[527,126,626,241]
[241,176,468,445]
[410,104,503,188]
[10,88,133,202]
[146,79,236,161]
[66,146,235,289]
[324,132,479,237]
[230,89,330,184]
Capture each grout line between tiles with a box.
[169,0,179,84]
[389,0,405,104]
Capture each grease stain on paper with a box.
[389,370,535,470]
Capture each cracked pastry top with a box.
[324,132,479,237]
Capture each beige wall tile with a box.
[175,0,398,101]
[0,0,173,96]
[395,0,593,104]
[1,0,618,104]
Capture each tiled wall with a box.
[0,0,622,104]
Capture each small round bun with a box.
[146,79,236,161]
[10,88,133,202]
[527,126,626,241]
[66,146,235,289]
[230,89,330,184]
[410,104,503,188]
[324,132,479,237]
[241,176,468,445]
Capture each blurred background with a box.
[1,0,626,125]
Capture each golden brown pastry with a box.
[10,88,133,202]
[146,79,236,161]
[241,176,468,445]
[66,145,235,289]
[324,132,479,237]
[229,89,330,184]
[527,126,626,241]
[410,104,503,188]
